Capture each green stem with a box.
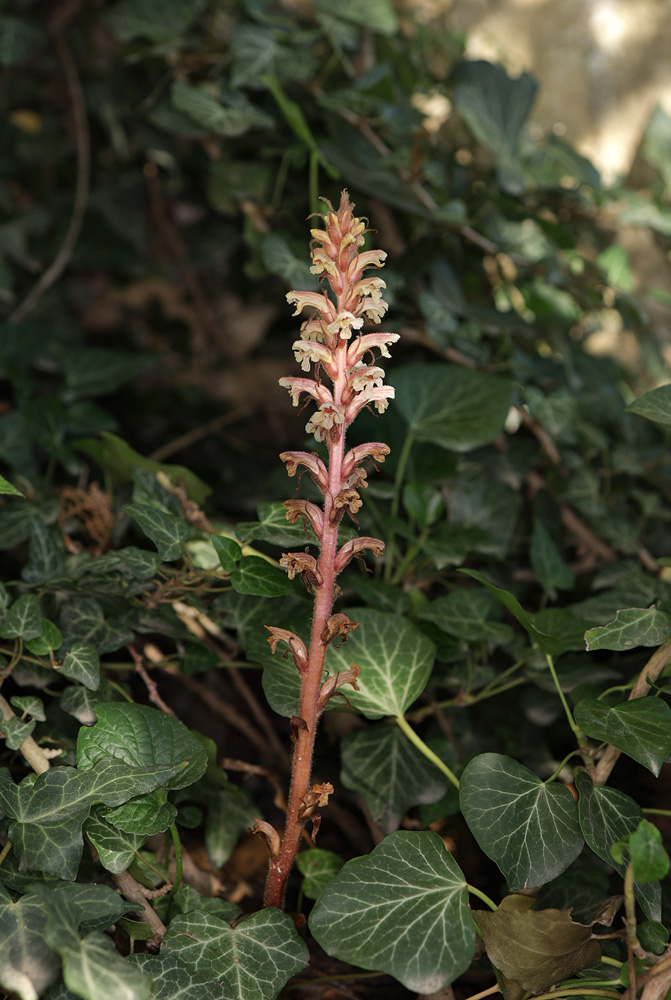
[106,679,134,702]
[0,840,12,867]
[531,991,621,1000]
[395,714,460,789]
[545,653,588,752]
[643,807,671,816]
[544,750,582,785]
[468,884,498,911]
[384,431,414,583]
[600,955,623,968]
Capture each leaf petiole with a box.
[394,713,460,789]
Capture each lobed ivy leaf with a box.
[0,716,35,750]
[460,569,564,656]
[161,908,308,1000]
[460,753,583,889]
[77,702,208,790]
[57,641,100,690]
[584,606,671,650]
[309,831,474,993]
[10,695,45,721]
[231,556,293,597]
[129,952,227,999]
[58,597,134,655]
[0,758,182,879]
[574,697,671,776]
[0,593,43,640]
[47,925,151,1000]
[576,772,660,921]
[296,849,344,901]
[123,502,189,562]
[22,521,65,585]
[340,724,447,833]
[84,805,145,874]
[394,364,514,452]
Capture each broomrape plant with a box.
[260,191,398,908]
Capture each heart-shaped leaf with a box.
[161,908,308,1000]
[340,724,447,833]
[296,849,344,901]
[630,820,670,884]
[84,805,145,874]
[585,607,671,651]
[576,772,660,921]
[0,594,42,640]
[231,556,292,597]
[626,384,671,425]
[309,831,474,993]
[419,589,515,645]
[574,697,671,775]
[475,908,600,993]
[57,642,100,691]
[394,364,513,452]
[460,753,583,889]
[129,952,227,999]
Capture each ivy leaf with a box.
[24,618,62,656]
[129,952,228,999]
[419,589,515,646]
[340,725,447,833]
[327,608,436,719]
[59,597,134,655]
[584,607,671,650]
[394,364,513,452]
[309,831,474,993]
[123,503,189,562]
[84,805,145,874]
[316,0,398,34]
[230,556,293,597]
[452,59,537,194]
[460,569,564,656]
[576,772,660,921]
[57,642,100,690]
[296,849,344,901]
[475,909,600,993]
[0,717,35,750]
[77,703,208,791]
[46,924,151,1000]
[211,535,242,572]
[0,472,23,496]
[626,384,671,425]
[0,759,183,879]
[10,695,45,721]
[0,593,43,640]
[574,698,671,776]
[104,789,176,836]
[460,753,583,889]
[630,820,670,884]
[171,82,273,138]
[161,909,308,1000]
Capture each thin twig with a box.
[9,3,89,325]
[149,405,252,463]
[126,645,177,717]
[221,757,287,812]
[113,870,167,950]
[227,668,291,770]
[179,673,277,764]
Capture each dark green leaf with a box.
[171,82,273,138]
[129,952,228,999]
[104,788,176,836]
[123,503,189,562]
[57,642,100,690]
[460,753,583,889]
[460,570,564,656]
[419,589,515,645]
[530,519,573,599]
[84,806,145,874]
[574,697,671,775]
[626,384,671,425]
[24,618,62,656]
[0,594,42,641]
[77,703,208,791]
[296,849,344,901]
[231,556,293,597]
[211,535,242,572]
[394,364,513,452]
[0,716,35,750]
[585,607,671,651]
[61,348,154,399]
[315,0,398,34]
[10,695,45,721]
[629,820,670,883]
[310,831,474,993]
[0,15,46,66]
[341,725,447,833]
[103,0,205,43]
[161,909,308,1000]
[576,772,660,921]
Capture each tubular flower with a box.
[264,192,397,910]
